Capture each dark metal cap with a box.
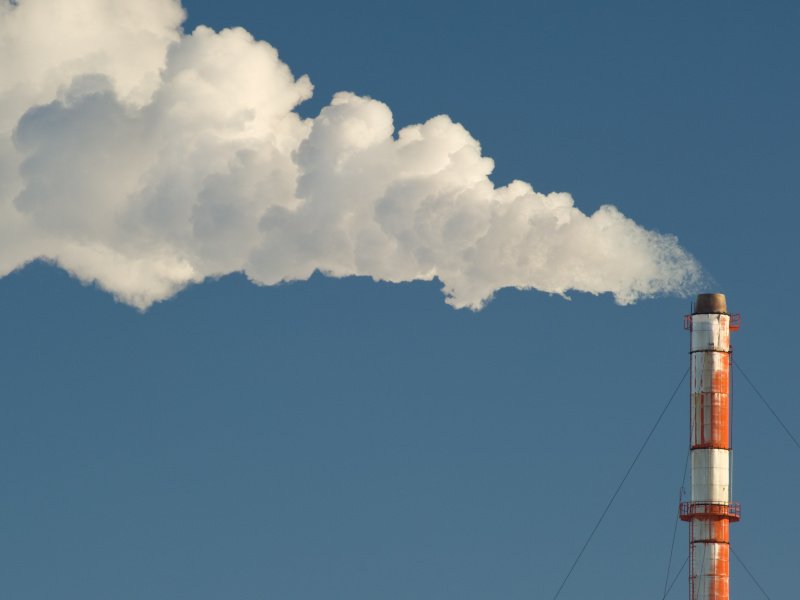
[693,293,727,315]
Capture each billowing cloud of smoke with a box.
[0,0,701,310]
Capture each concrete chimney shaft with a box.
[680,293,740,600]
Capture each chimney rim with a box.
[692,293,728,315]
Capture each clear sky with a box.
[1,1,799,598]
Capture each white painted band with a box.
[691,448,730,503]
[691,314,730,353]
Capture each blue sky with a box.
[2,1,799,598]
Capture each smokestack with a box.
[680,293,740,600]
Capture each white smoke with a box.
[0,0,701,310]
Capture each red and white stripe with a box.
[685,309,737,600]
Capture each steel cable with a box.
[551,368,689,600]
[662,556,687,599]
[733,360,800,451]
[662,450,690,599]
[731,548,771,599]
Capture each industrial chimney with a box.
[680,293,741,600]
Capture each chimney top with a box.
[693,293,727,315]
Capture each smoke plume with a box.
[0,0,701,309]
